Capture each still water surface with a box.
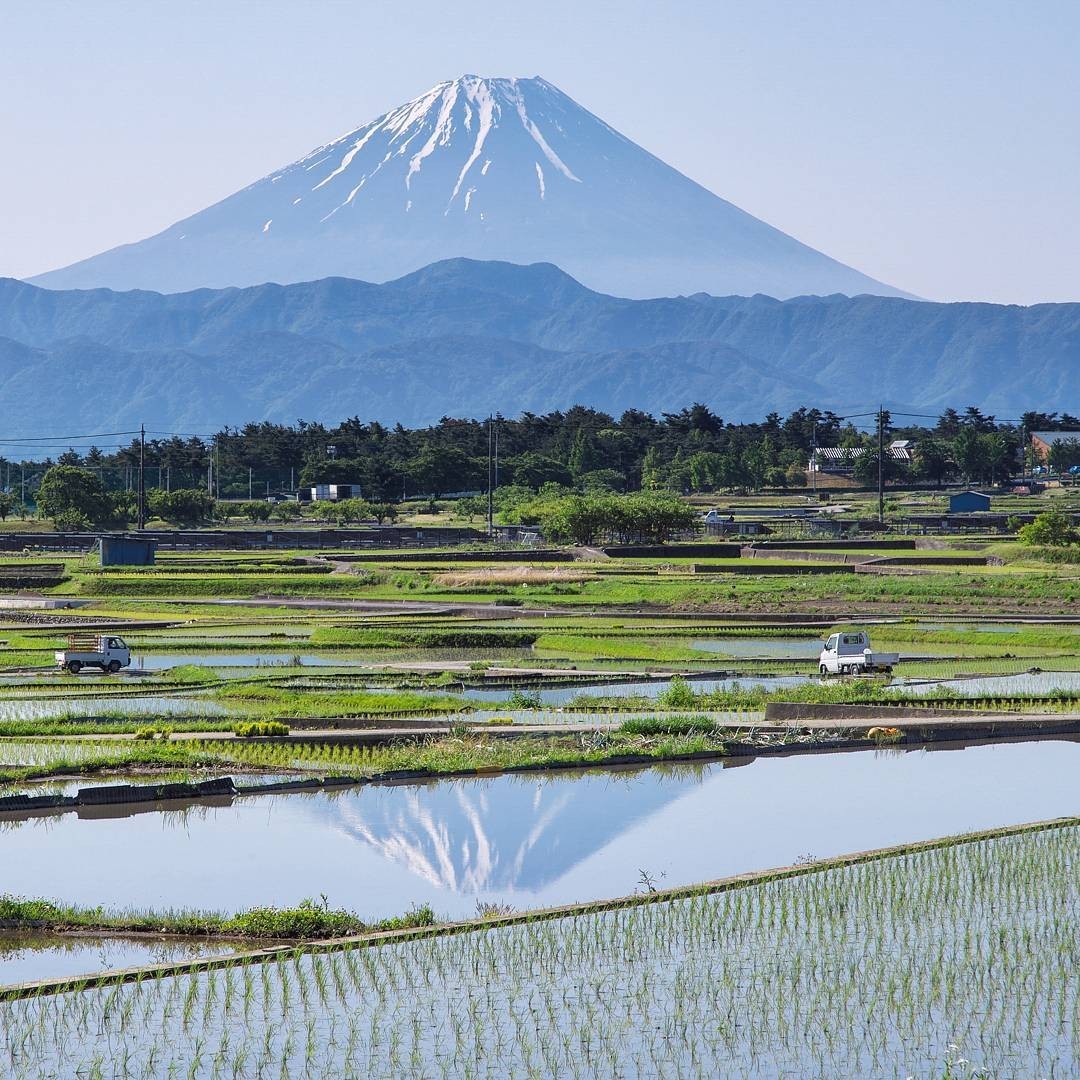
[0,933,242,986]
[1,740,1074,921]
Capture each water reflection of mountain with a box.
[317,763,724,894]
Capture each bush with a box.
[237,500,272,523]
[232,720,290,737]
[1018,510,1077,547]
[51,508,93,532]
[506,689,543,709]
[656,675,697,709]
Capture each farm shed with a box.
[99,536,158,566]
[949,491,991,513]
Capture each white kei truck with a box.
[55,634,131,675]
[818,631,899,676]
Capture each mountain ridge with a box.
[0,259,1075,431]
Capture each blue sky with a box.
[3,0,1077,303]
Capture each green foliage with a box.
[506,689,543,709]
[271,501,304,522]
[528,491,699,544]
[133,725,173,741]
[1018,510,1077,548]
[237,500,272,523]
[0,491,19,521]
[370,501,399,524]
[1047,436,1080,472]
[330,497,371,525]
[147,489,216,525]
[37,465,121,527]
[656,675,697,709]
[221,898,364,938]
[232,720,290,737]
[0,893,435,939]
[618,714,718,736]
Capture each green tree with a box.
[1048,437,1080,472]
[238,501,272,523]
[370,502,399,524]
[505,452,572,490]
[147,489,215,525]
[853,448,908,488]
[914,439,954,487]
[331,498,371,525]
[272,502,304,523]
[0,492,17,521]
[1018,510,1076,547]
[36,465,114,526]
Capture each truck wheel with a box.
[107,660,121,674]
[819,664,828,676]
[67,661,82,674]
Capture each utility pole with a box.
[810,421,817,496]
[487,415,494,540]
[248,467,253,500]
[137,424,146,530]
[877,405,885,526]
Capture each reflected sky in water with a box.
[1,740,1075,920]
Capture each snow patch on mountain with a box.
[30,74,909,300]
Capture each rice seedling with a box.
[0,825,1073,1076]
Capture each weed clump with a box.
[619,715,717,737]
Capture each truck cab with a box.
[55,635,131,675]
[818,631,897,676]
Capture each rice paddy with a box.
[1,824,1074,1077]
[1,536,1077,1071]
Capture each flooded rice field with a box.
[0,932,243,987]
[0,696,230,722]
[1,739,1073,921]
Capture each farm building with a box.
[949,491,991,513]
[99,535,158,566]
[303,483,363,503]
[808,442,915,475]
[1031,430,1080,463]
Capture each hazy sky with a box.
[3,0,1078,303]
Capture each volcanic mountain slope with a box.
[1,259,1075,430]
[32,75,904,300]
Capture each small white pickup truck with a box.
[818,631,898,676]
[55,634,131,675]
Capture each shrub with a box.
[656,675,697,709]
[1018,510,1077,547]
[507,689,543,709]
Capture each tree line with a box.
[3,405,1077,528]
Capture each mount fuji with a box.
[32,75,906,300]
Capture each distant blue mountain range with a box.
[0,259,1076,430]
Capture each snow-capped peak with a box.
[32,74,907,301]
[292,75,583,219]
